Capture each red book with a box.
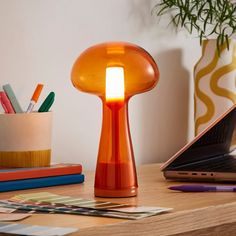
[0,163,82,181]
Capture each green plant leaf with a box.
[216,35,221,56]
[226,34,230,50]
[153,0,236,54]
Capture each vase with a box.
[194,39,236,135]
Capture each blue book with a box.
[0,174,84,192]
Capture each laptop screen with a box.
[165,106,236,170]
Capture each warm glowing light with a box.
[105,67,124,102]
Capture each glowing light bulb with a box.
[105,67,124,102]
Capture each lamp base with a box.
[94,186,137,198]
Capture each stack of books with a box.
[0,163,84,192]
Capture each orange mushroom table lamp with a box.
[71,42,159,197]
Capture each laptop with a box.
[161,104,236,182]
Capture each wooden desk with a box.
[1,163,236,236]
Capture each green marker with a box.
[38,92,55,112]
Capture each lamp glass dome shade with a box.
[71,42,159,98]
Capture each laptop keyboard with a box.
[173,155,236,172]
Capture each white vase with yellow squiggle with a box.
[194,39,236,135]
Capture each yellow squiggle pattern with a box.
[194,41,208,120]
[210,45,236,104]
[194,41,228,134]
[194,41,208,74]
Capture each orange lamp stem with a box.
[95,99,138,197]
[95,66,137,197]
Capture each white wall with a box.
[0,0,201,170]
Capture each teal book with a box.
[0,174,84,192]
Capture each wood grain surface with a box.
[0,149,51,167]
[0,163,235,236]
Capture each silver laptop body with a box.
[161,104,236,182]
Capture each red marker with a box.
[0,91,15,113]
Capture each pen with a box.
[0,91,15,113]
[26,84,44,113]
[169,185,236,192]
[38,92,55,112]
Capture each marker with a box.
[26,84,44,113]
[38,92,55,112]
[0,91,15,113]
[169,185,236,192]
[2,84,23,113]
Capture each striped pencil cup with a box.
[0,112,52,167]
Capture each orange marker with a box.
[26,84,44,113]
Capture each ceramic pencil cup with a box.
[0,112,52,167]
